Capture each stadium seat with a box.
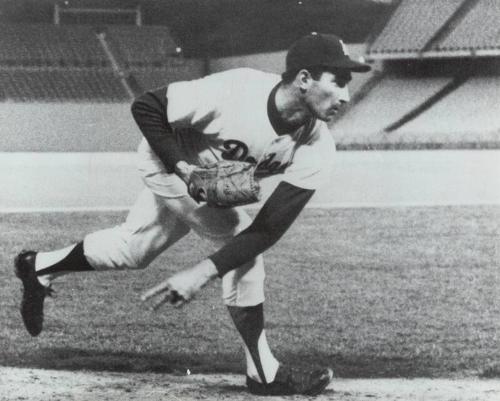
[369,0,466,55]
[433,0,500,52]
[105,25,180,68]
[332,75,452,147]
[0,24,109,67]
[396,75,500,145]
[0,68,129,102]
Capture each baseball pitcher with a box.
[14,32,370,396]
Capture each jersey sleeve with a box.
[281,123,336,190]
[131,87,185,173]
[166,71,231,133]
[209,181,315,277]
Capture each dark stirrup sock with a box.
[36,242,94,277]
[227,303,267,383]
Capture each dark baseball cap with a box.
[286,32,371,73]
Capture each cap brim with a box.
[329,58,371,72]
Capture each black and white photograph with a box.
[1,0,499,400]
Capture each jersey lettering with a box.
[222,140,250,162]
[221,139,290,174]
[257,153,289,175]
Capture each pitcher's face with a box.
[303,71,351,121]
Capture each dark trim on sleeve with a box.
[209,181,315,277]
[131,87,184,173]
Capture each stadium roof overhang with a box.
[366,48,500,61]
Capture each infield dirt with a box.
[2,367,500,401]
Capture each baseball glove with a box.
[188,160,261,208]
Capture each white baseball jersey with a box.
[139,68,336,192]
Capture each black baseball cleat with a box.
[246,364,333,396]
[14,250,53,337]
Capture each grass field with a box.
[1,206,499,380]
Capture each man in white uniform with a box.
[15,32,370,396]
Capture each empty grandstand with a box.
[332,0,500,149]
[0,21,203,102]
[0,68,128,102]
[332,75,454,148]
[0,24,109,67]
[368,0,500,60]
[396,75,500,144]
[430,0,500,55]
[105,25,180,67]
[368,0,467,57]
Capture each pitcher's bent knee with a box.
[84,227,148,270]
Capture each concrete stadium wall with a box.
[209,50,287,74]
[1,102,140,152]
